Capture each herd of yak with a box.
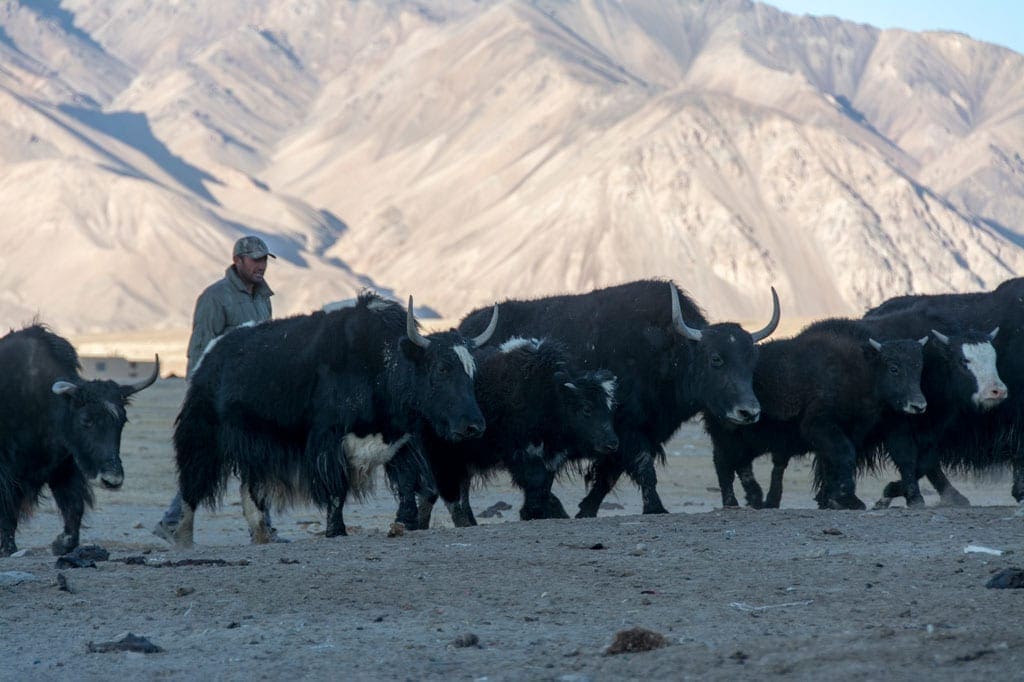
[2,276,1023,557]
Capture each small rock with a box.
[986,567,1024,589]
[68,545,110,562]
[479,501,513,518]
[176,586,195,597]
[605,627,669,655]
[0,571,39,586]
[822,528,843,536]
[387,522,406,538]
[54,556,95,570]
[57,573,72,593]
[449,633,480,648]
[599,502,625,510]
[86,633,163,654]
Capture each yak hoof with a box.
[51,533,78,556]
[642,505,669,515]
[906,496,926,509]
[575,506,599,519]
[325,524,348,538]
[937,491,971,508]
[0,540,17,557]
[545,494,570,519]
[881,481,904,499]
[873,497,894,510]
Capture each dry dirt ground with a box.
[4,379,1024,680]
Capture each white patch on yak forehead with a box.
[453,345,476,377]
[601,378,617,411]
[367,298,391,311]
[499,337,542,353]
[963,342,1005,403]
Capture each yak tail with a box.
[173,385,230,510]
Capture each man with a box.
[153,235,282,543]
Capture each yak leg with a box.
[737,462,765,509]
[325,489,349,537]
[764,452,791,509]
[385,446,427,531]
[416,492,437,530]
[48,459,89,555]
[805,420,864,510]
[241,483,273,544]
[1012,456,1024,506]
[624,442,668,515]
[712,443,743,508]
[0,487,22,556]
[925,466,970,507]
[545,492,570,519]
[172,500,196,548]
[446,478,477,527]
[879,429,925,508]
[577,454,625,518]
[509,455,559,521]
[0,519,15,557]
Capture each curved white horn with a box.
[470,304,499,347]
[670,284,702,341]
[406,296,431,348]
[749,287,781,342]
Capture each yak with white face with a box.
[171,292,497,545]
[863,279,1024,508]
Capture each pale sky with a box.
[766,1,1024,55]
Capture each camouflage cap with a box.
[233,235,276,259]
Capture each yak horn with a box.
[670,284,703,341]
[406,296,431,348]
[470,304,499,347]
[749,287,781,343]
[122,355,160,396]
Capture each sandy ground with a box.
[4,378,1024,680]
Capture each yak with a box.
[171,292,498,545]
[415,337,619,528]
[459,280,780,517]
[0,325,158,556]
[704,322,927,510]
[864,280,1023,507]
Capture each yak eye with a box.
[710,354,724,368]
[581,406,593,417]
[888,364,900,375]
[81,416,94,429]
[438,364,450,375]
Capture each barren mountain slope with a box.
[1,0,1022,332]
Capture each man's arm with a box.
[185,290,226,379]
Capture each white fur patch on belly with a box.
[343,433,410,473]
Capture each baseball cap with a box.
[233,235,276,259]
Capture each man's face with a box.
[233,254,268,287]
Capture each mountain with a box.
[1,0,1022,332]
